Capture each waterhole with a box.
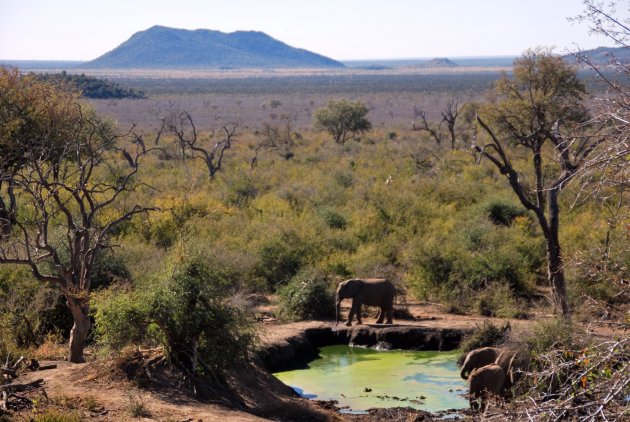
[273,345,468,413]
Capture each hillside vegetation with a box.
[36,71,145,99]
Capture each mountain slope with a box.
[84,26,344,69]
[564,46,630,64]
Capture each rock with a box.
[374,341,393,351]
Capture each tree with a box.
[313,99,371,144]
[474,48,606,318]
[0,68,85,237]
[569,1,630,198]
[413,98,464,149]
[0,68,156,362]
[164,111,236,178]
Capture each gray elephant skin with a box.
[468,363,506,410]
[460,347,503,379]
[335,278,395,326]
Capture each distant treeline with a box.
[120,72,504,96]
[35,71,146,99]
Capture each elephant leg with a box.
[376,307,384,324]
[346,306,354,326]
[386,308,393,324]
[354,298,363,325]
[470,393,483,411]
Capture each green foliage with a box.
[31,410,82,422]
[313,99,372,144]
[277,268,335,321]
[486,200,526,226]
[0,266,58,352]
[319,207,348,230]
[527,318,580,355]
[94,254,257,376]
[459,321,512,355]
[36,71,146,99]
[253,231,313,290]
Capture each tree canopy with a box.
[313,99,372,144]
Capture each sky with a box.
[0,0,619,61]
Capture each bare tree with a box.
[412,110,442,145]
[251,115,296,167]
[164,111,237,178]
[412,98,464,149]
[569,1,630,199]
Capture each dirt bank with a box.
[6,305,534,421]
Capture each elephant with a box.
[460,347,503,380]
[335,278,396,326]
[468,363,506,411]
[494,349,518,388]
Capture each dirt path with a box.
[16,360,270,421]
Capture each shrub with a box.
[320,208,348,230]
[253,231,312,290]
[526,318,580,355]
[277,269,335,321]
[486,200,526,226]
[459,321,512,357]
[474,282,528,319]
[94,254,257,377]
[0,266,58,351]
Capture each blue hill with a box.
[84,26,345,69]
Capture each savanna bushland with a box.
[1,7,629,422]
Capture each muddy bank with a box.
[258,322,468,372]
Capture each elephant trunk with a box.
[461,367,468,380]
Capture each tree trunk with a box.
[546,241,570,318]
[66,295,91,363]
[546,188,570,318]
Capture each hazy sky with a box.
[0,0,618,61]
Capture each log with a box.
[35,364,57,371]
[0,378,44,393]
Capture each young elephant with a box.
[468,363,506,411]
[335,278,396,326]
[460,347,503,379]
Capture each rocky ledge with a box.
[257,322,469,372]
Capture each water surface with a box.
[273,345,468,412]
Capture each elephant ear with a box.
[344,279,362,297]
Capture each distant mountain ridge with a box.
[564,46,630,64]
[84,26,344,69]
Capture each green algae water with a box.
[273,345,468,412]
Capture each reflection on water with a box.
[273,345,468,412]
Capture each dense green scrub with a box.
[274,345,468,412]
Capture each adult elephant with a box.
[335,278,395,326]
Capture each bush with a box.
[253,231,312,290]
[486,200,526,226]
[526,318,580,355]
[277,269,335,321]
[459,321,512,357]
[0,266,58,351]
[320,208,348,230]
[474,282,528,319]
[94,254,257,377]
